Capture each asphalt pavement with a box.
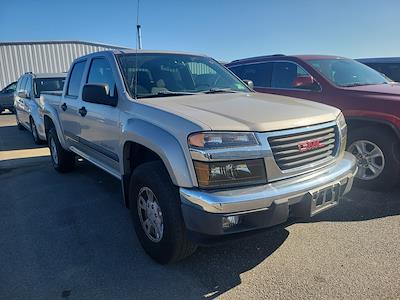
[0,112,399,300]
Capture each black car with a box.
[357,57,400,82]
[0,81,17,113]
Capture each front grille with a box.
[268,124,338,171]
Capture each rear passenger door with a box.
[59,59,87,149]
[78,56,120,174]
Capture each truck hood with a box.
[344,83,400,100]
[140,92,340,132]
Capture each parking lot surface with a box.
[1,113,399,300]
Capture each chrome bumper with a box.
[180,152,357,214]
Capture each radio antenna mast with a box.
[136,0,142,49]
[134,0,141,100]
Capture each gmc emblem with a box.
[298,140,324,152]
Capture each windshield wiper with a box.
[137,91,196,98]
[202,88,239,94]
[341,83,380,87]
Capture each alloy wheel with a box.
[137,187,164,243]
[50,137,58,164]
[348,140,385,180]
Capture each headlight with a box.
[193,159,267,189]
[188,132,259,149]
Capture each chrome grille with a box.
[268,125,338,171]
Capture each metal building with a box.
[0,41,128,89]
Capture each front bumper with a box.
[180,152,357,237]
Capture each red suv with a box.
[226,55,400,190]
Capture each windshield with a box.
[307,58,388,87]
[34,77,65,97]
[117,53,250,98]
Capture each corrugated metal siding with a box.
[0,41,126,89]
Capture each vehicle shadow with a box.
[297,187,400,224]
[1,155,399,299]
[0,124,46,151]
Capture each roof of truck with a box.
[25,72,67,79]
[226,54,347,66]
[83,49,208,57]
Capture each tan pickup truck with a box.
[41,50,357,263]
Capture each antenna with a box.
[134,0,141,100]
[136,0,142,49]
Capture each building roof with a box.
[0,40,129,49]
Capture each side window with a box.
[67,61,86,97]
[87,58,116,97]
[4,82,17,93]
[18,77,26,93]
[25,76,32,98]
[271,62,319,90]
[229,66,244,78]
[236,63,272,87]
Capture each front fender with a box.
[120,119,196,188]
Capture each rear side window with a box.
[87,58,116,97]
[67,61,86,97]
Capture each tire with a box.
[48,128,75,172]
[129,161,197,264]
[348,127,400,190]
[30,118,43,145]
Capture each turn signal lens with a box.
[193,159,267,189]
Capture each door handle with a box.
[61,103,67,111]
[79,106,87,117]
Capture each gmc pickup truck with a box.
[41,50,357,264]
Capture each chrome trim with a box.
[180,152,357,214]
[189,145,268,162]
[262,121,340,182]
[189,121,345,184]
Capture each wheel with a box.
[48,128,75,172]
[348,127,400,190]
[129,161,197,264]
[30,118,43,145]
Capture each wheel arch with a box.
[120,120,196,208]
[346,116,400,140]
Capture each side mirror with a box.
[292,75,319,90]
[82,84,117,106]
[18,91,28,98]
[242,79,254,90]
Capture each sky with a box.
[1,0,399,62]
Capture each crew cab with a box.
[227,55,400,190]
[41,50,356,263]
